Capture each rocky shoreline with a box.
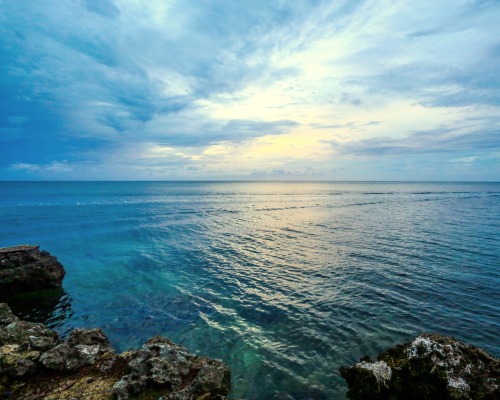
[0,303,230,399]
[1,245,499,399]
[0,246,230,399]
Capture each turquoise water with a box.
[0,181,499,399]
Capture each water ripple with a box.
[1,181,499,399]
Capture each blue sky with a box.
[1,0,499,180]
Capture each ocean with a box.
[0,181,499,399]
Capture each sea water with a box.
[0,181,499,399]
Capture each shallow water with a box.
[1,181,499,399]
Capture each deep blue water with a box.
[0,181,499,399]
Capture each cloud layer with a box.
[1,0,499,180]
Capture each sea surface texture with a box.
[0,181,499,399]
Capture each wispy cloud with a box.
[329,128,500,156]
[1,0,499,180]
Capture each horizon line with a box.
[1,180,499,184]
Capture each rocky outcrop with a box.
[340,333,499,400]
[0,303,231,399]
[112,336,231,400]
[0,245,66,299]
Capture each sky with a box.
[1,0,499,181]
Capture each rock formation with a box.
[0,303,231,399]
[340,333,499,400]
[0,245,66,299]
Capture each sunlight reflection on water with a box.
[1,181,499,399]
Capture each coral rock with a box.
[340,333,500,400]
[113,336,231,400]
[0,304,231,399]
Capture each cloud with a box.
[84,0,120,19]
[10,160,73,175]
[329,128,500,156]
[1,1,314,161]
[0,0,499,180]
[6,116,28,125]
[250,166,317,179]
[312,120,381,131]
[132,111,299,147]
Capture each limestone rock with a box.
[68,328,110,348]
[0,303,231,399]
[0,305,57,379]
[1,319,59,351]
[0,245,66,299]
[340,333,500,400]
[40,343,71,371]
[0,303,19,326]
[112,336,231,400]
[39,328,112,371]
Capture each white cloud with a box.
[1,0,499,180]
[10,161,73,175]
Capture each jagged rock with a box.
[0,303,19,326]
[39,329,112,372]
[0,304,231,399]
[40,343,71,370]
[68,328,110,347]
[0,303,59,382]
[340,333,500,400]
[0,304,58,379]
[189,359,232,398]
[0,245,66,299]
[112,336,231,400]
[1,319,59,350]
[0,343,40,377]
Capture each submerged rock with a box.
[0,245,66,299]
[340,333,499,400]
[0,303,231,399]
